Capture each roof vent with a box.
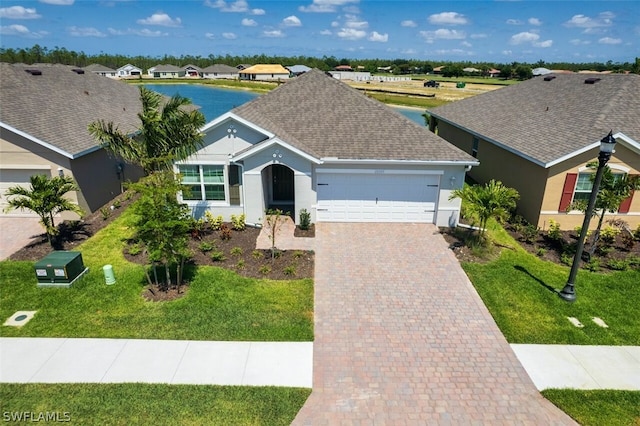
[25,69,42,76]
[584,77,601,84]
[72,68,85,74]
[543,75,556,81]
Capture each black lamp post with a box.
[558,131,617,302]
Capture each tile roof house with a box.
[176,69,477,226]
[239,64,290,81]
[0,63,144,218]
[428,73,640,230]
[202,64,239,79]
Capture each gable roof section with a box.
[429,73,640,168]
[0,63,143,158]
[240,64,290,75]
[84,63,116,73]
[152,64,182,72]
[202,64,238,73]
[231,69,475,163]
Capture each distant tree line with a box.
[1,44,638,78]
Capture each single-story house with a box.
[176,69,478,226]
[236,64,253,70]
[202,64,239,79]
[328,71,372,81]
[487,68,501,78]
[148,64,182,79]
[84,63,117,78]
[182,64,202,78]
[428,73,640,230]
[116,63,142,78]
[286,65,310,76]
[239,64,290,81]
[0,63,144,219]
[334,65,353,72]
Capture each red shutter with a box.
[559,173,578,212]
[618,174,638,213]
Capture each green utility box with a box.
[456,82,466,88]
[35,251,88,288]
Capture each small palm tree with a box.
[88,86,205,174]
[449,179,520,237]
[3,174,84,245]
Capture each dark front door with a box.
[272,164,294,202]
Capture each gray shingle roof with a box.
[84,63,116,73]
[201,64,238,73]
[429,73,640,166]
[1,63,143,157]
[232,69,475,162]
[151,64,182,72]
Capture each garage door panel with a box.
[0,169,51,217]
[317,172,439,223]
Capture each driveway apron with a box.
[293,223,575,425]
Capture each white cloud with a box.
[262,29,284,37]
[434,48,471,56]
[564,12,614,29]
[0,24,47,38]
[242,18,257,26]
[108,27,167,37]
[502,50,513,56]
[222,32,237,39]
[570,38,590,45]
[283,15,302,27]
[510,31,539,44]
[39,0,74,4]
[0,6,41,19]
[470,33,487,39]
[320,29,332,35]
[337,27,366,40]
[344,14,367,29]
[420,28,466,43]
[137,13,182,27]
[401,20,416,28]
[368,31,387,42]
[205,0,249,13]
[251,9,265,15]
[461,40,472,47]
[428,12,468,25]
[535,39,552,48]
[67,26,106,37]
[299,0,359,13]
[528,17,542,26]
[599,37,621,45]
[506,19,522,25]
[205,32,215,39]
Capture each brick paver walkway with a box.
[0,217,42,260]
[293,223,576,425]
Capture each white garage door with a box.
[0,169,50,216]
[316,171,439,222]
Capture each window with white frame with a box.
[178,165,225,201]
[573,171,624,203]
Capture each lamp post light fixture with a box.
[558,131,617,302]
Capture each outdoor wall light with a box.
[558,131,617,302]
[57,168,64,177]
[450,176,456,188]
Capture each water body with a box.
[143,83,426,126]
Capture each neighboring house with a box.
[236,64,252,70]
[116,63,142,78]
[84,63,117,78]
[202,64,239,79]
[182,64,202,78]
[328,71,372,81]
[148,64,182,79]
[0,63,144,218]
[428,73,640,230]
[239,64,290,81]
[487,68,501,78]
[432,66,445,74]
[334,65,353,72]
[176,69,477,226]
[286,65,310,76]
[463,67,481,74]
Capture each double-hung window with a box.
[179,165,225,201]
[573,172,624,204]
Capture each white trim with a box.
[578,163,630,173]
[176,163,229,205]
[0,164,52,170]
[320,158,479,167]
[200,112,275,139]
[231,137,323,164]
[541,210,640,216]
[316,168,444,175]
[1,122,74,159]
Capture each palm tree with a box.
[3,174,84,245]
[88,86,206,174]
[449,179,520,238]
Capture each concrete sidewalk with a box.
[0,338,312,387]
[1,338,638,391]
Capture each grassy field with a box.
[0,383,310,426]
[0,208,313,341]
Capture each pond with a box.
[143,83,427,126]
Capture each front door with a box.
[272,164,294,202]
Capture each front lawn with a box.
[542,389,640,426]
[0,383,310,425]
[0,207,313,341]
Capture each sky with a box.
[1,0,638,64]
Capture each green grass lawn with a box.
[461,222,640,345]
[0,208,313,341]
[542,389,640,426]
[0,383,310,425]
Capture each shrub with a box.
[521,224,539,244]
[230,214,246,231]
[205,211,224,231]
[100,207,111,220]
[596,245,614,256]
[585,259,600,272]
[219,224,232,241]
[210,250,226,262]
[600,226,621,244]
[190,218,206,239]
[547,219,562,241]
[252,250,263,260]
[299,209,311,230]
[230,247,243,257]
[199,241,215,252]
[536,247,546,257]
[259,264,271,275]
[574,226,592,238]
[236,259,245,270]
[634,224,640,241]
[560,253,573,266]
[622,233,635,250]
[112,200,121,209]
[127,243,142,256]
[626,255,640,268]
[293,250,304,259]
[283,265,296,276]
[607,259,629,271]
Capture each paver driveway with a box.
[0,217,42,260]
[293,223,575,425]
